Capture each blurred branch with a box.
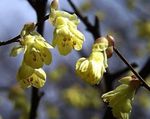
[135,6,150,19]
[29,0,47,119]
[103,107,116,119]
[67,1,115,119]
[103,63,138,91]
[0,0,101,46]
[139,57,150,79]
[67,0,150,91]
[111,63,138,79]
[67,1,150,119]
[67,0,100,39]
[0,86,10,91]
[28,0,37,10]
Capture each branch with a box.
[0,35,20,46]
[28,0,37,10]
[29,87,44,119]
[111,63,138,79]
[29,0,47,119]
[0,86,10,91]
[0,0,100,46]
[0,14,49,47]
[139,57,150,79]
[67,0,100,39]
[114,47,150,91]
[67,0,150,92]
[66,1,115,119]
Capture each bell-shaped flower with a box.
[75,37,108,85]
[102,76,140,119]
[17,62,46,88]
[10,23,53,68]
[49,8,84,55]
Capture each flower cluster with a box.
[49,5,85,55]
[76,37,109,85]
[10,0,85,88]
[7,0,149,119]
[102,75,140,119]
[10,23,53,88]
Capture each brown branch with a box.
[0,86,10,91]
[0,35,20,46]
[0,0,100,46]
[67,1,116,119]
[29,0,47,119]
[29,87,44,119]
[139,57,150,79]
[66,1,150,119]
[28,0,37,10]
[67,0,150,91]
[67,0,100,39]
[111,63,138,79]
[0,14,49,47]
[114,47,150,91]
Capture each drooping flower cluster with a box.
[76,37,109,85]
[49,4,85,55]
[102,75,140,119]
[10,0,86,88]
[10,23,53,88]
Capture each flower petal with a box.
[57,40,72,55]
[41,48,52,65]
[24,47,43,69]
[17,62,34,80]
[10,45,24,57]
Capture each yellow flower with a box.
[23,36,53,68]
[49,9,84,55]
[10,23,53,68]
[17,62,46,88]
[76,37,108,85]
[102,76,140,119]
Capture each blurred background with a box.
[0,0,150,119]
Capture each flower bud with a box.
[50,0,59,10]
[106,35,115,58]
[21,23,35,37]
[106,35,115,47]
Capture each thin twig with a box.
[0,15,49,47]
[0,0,100,46]
[67,1,116,119]
[114,47,150,91]
[67,0,150,92]
[0,36,20,46]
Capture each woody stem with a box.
[114,47,150,91]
